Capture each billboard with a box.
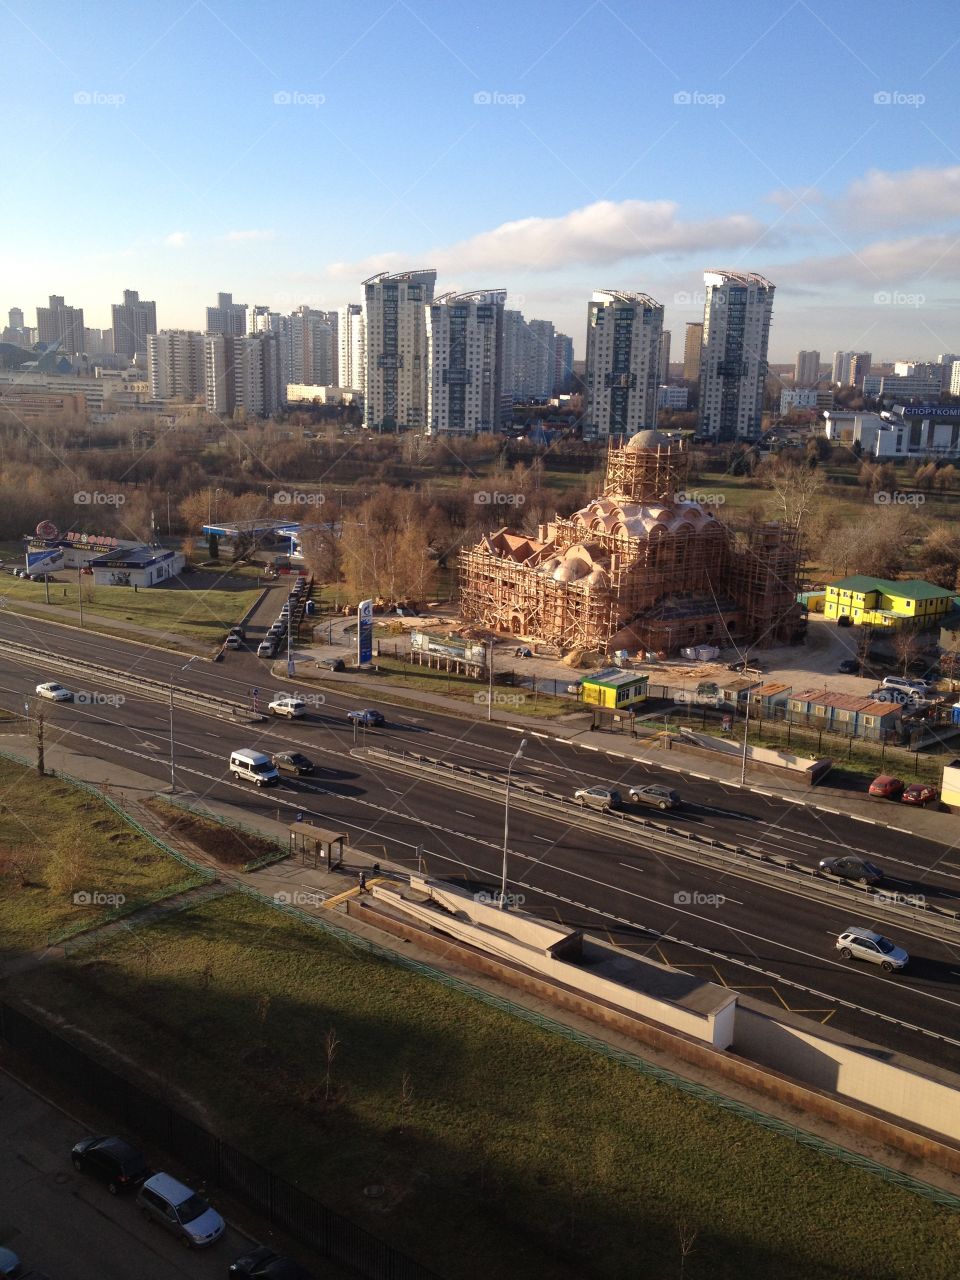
[410,631,486,664]
[357,599,373,666]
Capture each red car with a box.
[902,782,938,806]
[868,774,905,800]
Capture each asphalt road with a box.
[0,1072,246,1280]
[4,609,960,1075]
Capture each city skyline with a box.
[2,0,958,359]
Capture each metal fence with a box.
[0,1001,440,1280]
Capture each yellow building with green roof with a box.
[823,575,954,628]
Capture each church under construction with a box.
[459,431,803,656]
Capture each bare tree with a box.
[677,1220,699,1280]
[892,628,921,676]
[398,1070,414,1134]
[324,1026,340,1103]
[764,458,824,534]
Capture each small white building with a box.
[657,385,689,410]
[90,545,184,587]
[285,384,363,406]
[823,406,960,459]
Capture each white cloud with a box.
[776,233,960,286]
[165,231,189,248]
[329,198,772,280]
[838,165,960,229]
[224,229,277,243]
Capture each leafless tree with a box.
[324,1025,340,1103]
[893,629,921,676]
[677,1220,699,1280]
[764,459,824,534]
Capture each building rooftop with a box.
[583,668,649,689]
[790,688,899,716]
[828,575,955,601]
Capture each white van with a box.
[229,749,279,787]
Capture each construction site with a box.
[459,430,803,657]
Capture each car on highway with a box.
[136,1171,225,1248]
[628,783,681,811]
[574,785,621,812]
[70,1135,150,1194]
[347,708,385,727]
[268,694,307,719]
[257,640,278,659]
[868,774,905,800]
[230,749,280,787]
[818,856,884,886]
[272,751,315,776]
[902,781,938,806]
[837,658,860,674]
[836,927,908,972]
[229,1244,314,1278]
[35,682,72,702]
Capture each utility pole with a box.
[77,564,84,627]
[487,639,494,721]
[36,709,44,776]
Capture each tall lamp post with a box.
[499,738,527,910]
[169,656,199,792]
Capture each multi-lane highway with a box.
[3,602,960,1076]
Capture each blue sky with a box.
[4,0,960,360]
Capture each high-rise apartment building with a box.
[584,289,664,440]
[338,303,365,390]
[831,351,872,387]
[683,322,703,382]
[554,333,574,395]
[659,330,671,384]
[36,295,85,356]
[147,331,206,402]
[426,291,504,436]
[525,319,556,400]
[794,349,820,386]
[501,310,527,400]
[204,333,282,418]
[205,292,247,336]
[289,307,335,386]
[111,289,157,358]
[8,307,24,331]
[697,270,775,441]
[363,269,436,431]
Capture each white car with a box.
[36,681,73,702]
[268,694,307,719]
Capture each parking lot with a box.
[1,1071,248,1279]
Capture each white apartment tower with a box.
[427,291,505,436]
[697,270,775,441]
[289,307,334,386]
[147,331,205,401]
[525,319,556,400]
[205,292,247,337]
[832,351,872,388]
[794,349,820,386]
[338,303,365,391]
[584,289,664,440]
[363,269,436,431]
[204,333,282,418]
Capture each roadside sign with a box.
[358,599,373,666]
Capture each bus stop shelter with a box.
[289,822,347,869]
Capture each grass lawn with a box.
[0,573,261,643]
[0,766,208,952]
[10,891,960,1280]
[146,798,286,870]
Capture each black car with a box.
[727,658,763,673]
[838,658,860,674]
[317,657,345,672]
[71,1135,150,1194]
[273,751,315,776]
[229,624,246,640]
[818,855,884,886]
[229,1245,314,1279]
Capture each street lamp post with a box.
[499,738,527,910]
[169,656,199,792]
[487,640,494,722]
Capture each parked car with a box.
[347,708,385,727]
[257,640,277,659]
[71,1135,150,1194]
[317,657,345,671]
[882,675,928,694]
[225,634,243,649]
[837,658,860,674]
[868,774,905,799]
[902,782,938,806]
[628,783,681,811]
[272,751,315,776]
[136,1172,225,1247]
[229,1244,314,1278]
[836,926,908,972]
[268,694,307,719]
[574,785,621,812]
[35,681,72,702]
[818,856,884,886]
[28,571,55,582]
